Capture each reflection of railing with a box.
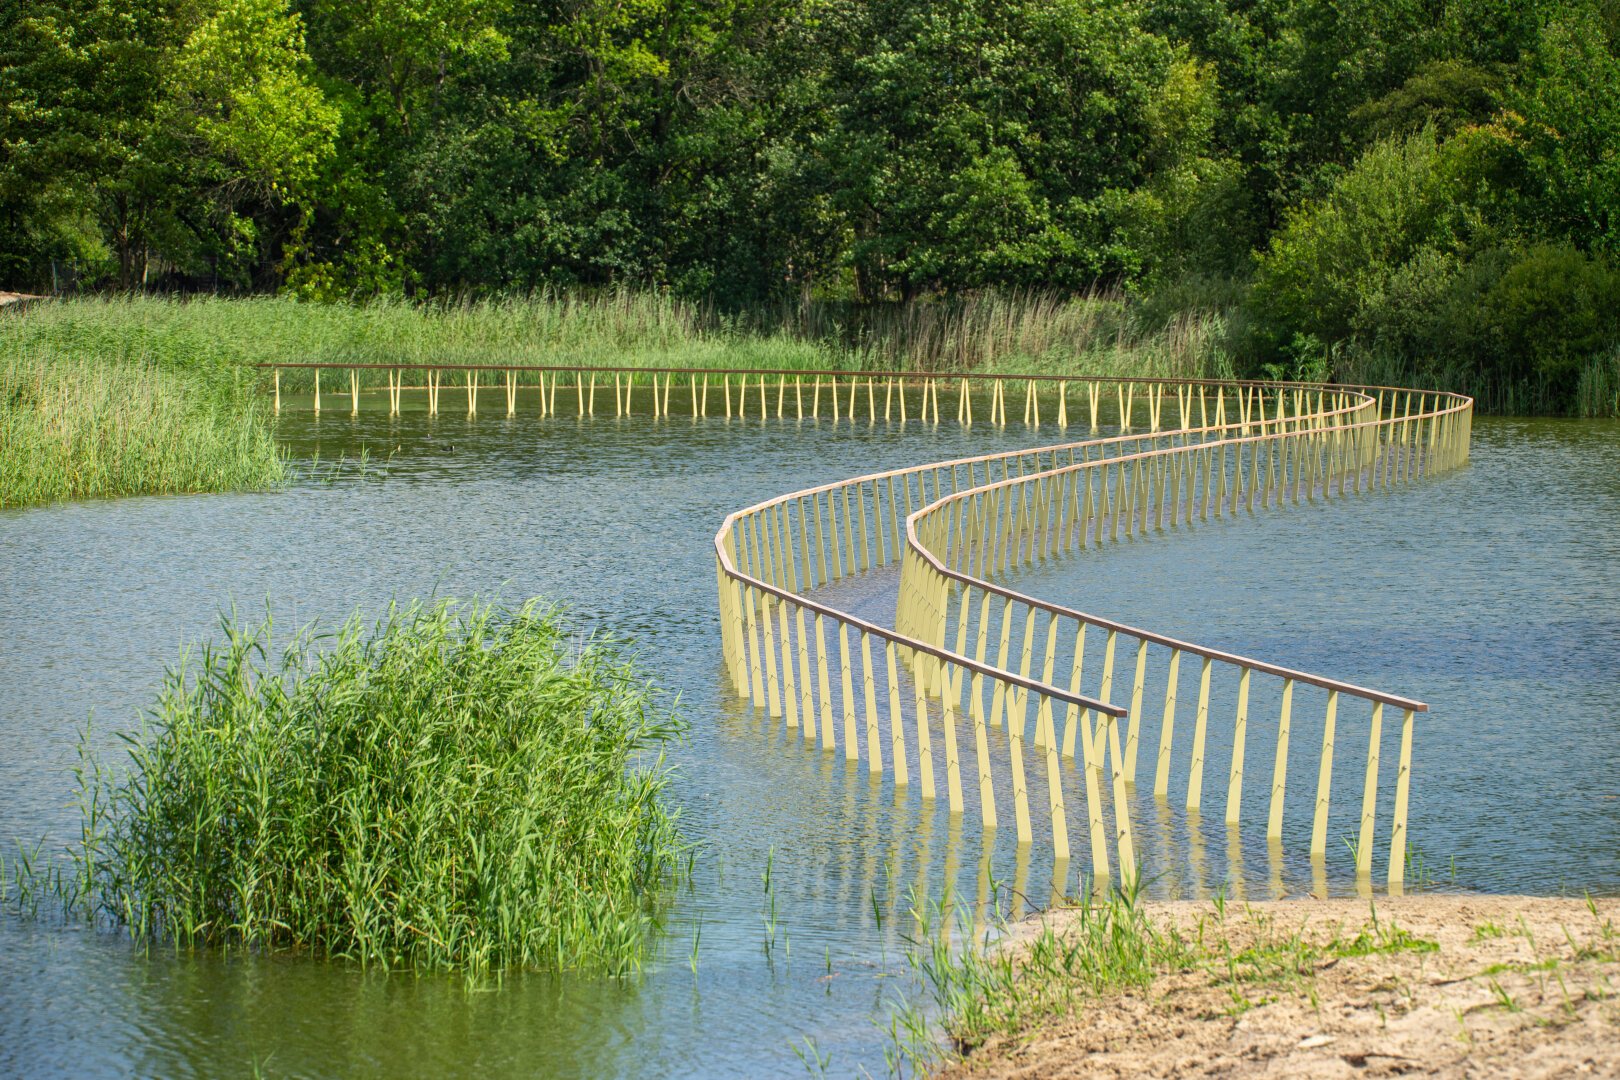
[256,363,1474,893]
[894,386,1472,891]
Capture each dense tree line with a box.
[4,0,1619,406]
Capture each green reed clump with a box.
[71,599,686,973]
[0,324,284,507]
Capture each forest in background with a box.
[4,0,1620,412]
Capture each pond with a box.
[1,405,1616,1077]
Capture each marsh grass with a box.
[59,599,685,974]
[0,330,284,507]
[12,292,834,394]
[17,290,1224,394]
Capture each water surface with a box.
[1,407,1615,1077]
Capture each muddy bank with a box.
[940,895,1620,1078]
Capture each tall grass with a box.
[65,599,686,973]
[13,292,835,393]
[16,290,1225,393]
[766,290,1230,379]
[1576,348,1620,418]
[0,330,284,508]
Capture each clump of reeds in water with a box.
[69,599,686,973]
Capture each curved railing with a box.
[261,364,1473,893]
[893,386,1472,890]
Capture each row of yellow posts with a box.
[714,378,1473,894]
[268,363,1316,435]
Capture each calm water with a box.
[1,405,1616,1077]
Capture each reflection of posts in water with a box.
[911,802,935,940]
[1226,823,1246,901]
[1186,808,1209,900]
[941,807,964,923]
[1152,792,1177,899]
[1049,856,1071,909]
[1011,840,1033,923]
[972,841,995,943]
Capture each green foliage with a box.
[1252,128,1456,350]
[66,599,686,973]
[170,0,339,196]
[6,0,1620,410]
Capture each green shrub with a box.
[71,599,686,973]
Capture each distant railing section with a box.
[260,362,1303,432]
[256,363,1474,894]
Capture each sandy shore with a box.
[940,895,1620,1078]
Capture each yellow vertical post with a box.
[1072,671,1109,882]
[886,641,908,786]
[1187,656,1212,810]
[1014,608,1038,737]
[1106,710,1137,885]
[1226,667,1251,825]
[1357,701,1383,879]
[1311,690,1338,856]
[1153,649,1181,796]
[1007,682,1033,844]
[937,656,978,821]
[1036,619,1059,749]
[1125,638,1148,779]
[350,368,359,415]
[1098,629,1118,721]
[1062,625,1087,759]
[506,370,516,417]
[815,614,835,750]
[314,368,321,412]
[914,657,936,799]
[1267,679,1294,840]
[989,598,1014,728]
[780,602,798,732]
[274,368,281,413]
[1388,707,1416,887]
[760,593,783,719]
[742,586,766,708]
[796,607,815,745]
[839,624,858,761]
[1039,691,1069,860]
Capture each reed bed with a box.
[767,290,1230,379]
[0,336,284,508]
[66,599,686,973]
[15,290,1224,394]
[13,292,835,393]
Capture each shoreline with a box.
[937,895,1620,1078]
